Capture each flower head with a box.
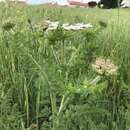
[35,20,93,32]
[45,20,59,31]
[92,57,118,76]
[62,23,93,31]
[34,21,49,31]
[27,124,38,130]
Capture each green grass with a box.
[0,3,130,130]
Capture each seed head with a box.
[92,57,118,76]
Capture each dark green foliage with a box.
[100,0,122,8]
[2,20,15,31]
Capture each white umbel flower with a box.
[39,20,93,31]
[62,23,93,30]
[45,20,59,31]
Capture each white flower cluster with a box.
[44,20,93,31]
[62,23,93,30]
[45,20,59,31]
[92,57,118,76]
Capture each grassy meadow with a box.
[0,3,130,130]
